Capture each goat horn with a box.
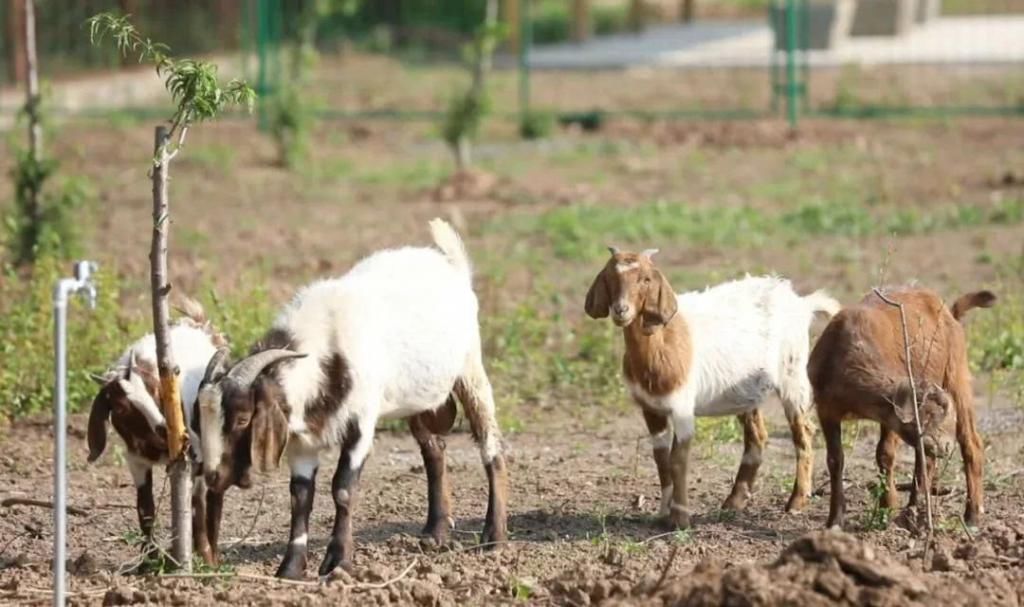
[225,349,306,388]
[641,248,660,259]
[125,350,136,380]
[89,372,108,386]
[202,347,232,385]
[607,245,620,256]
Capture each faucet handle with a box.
[73,261,99,310]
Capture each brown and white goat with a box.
[808,287,996,529]
[585,248,840,529]
[197,219,507,579]
[86,299,228,564]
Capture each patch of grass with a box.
[482,286,624,414]
[969,284,1024,403]
[354,158,447,189]
[698,416,743,444]
[499,200,770,261]
[0,257,284,421]
[0,257,146,418]
[490,197,1024,262]
[183,143,236,173]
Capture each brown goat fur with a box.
[586,250,691,396]
[809,286,995,529]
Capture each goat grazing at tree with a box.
[585,248,839,529]
[809,287,995,529]
[86,297,227,565]
[198,218,508,579]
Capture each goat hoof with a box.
[276,558,307,580]
[785,493,808,513]
[481,524,508,550]
[422,517,453,546]
[318,544,352,578]
[667,507,691,530]
[722,492,750,511]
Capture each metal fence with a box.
[2,0,1023,125]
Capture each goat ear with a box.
[891,383,920,425]
[642,270,677,329]
[250,380,289,474]
[87,390,112,463]
[585,267,611,319]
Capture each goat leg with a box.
[318,422,367,578]
[276,457,318,580]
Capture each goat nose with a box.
[612,303,628,315]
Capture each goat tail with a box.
[429,218,472,278]
[802,289,842,318]
[174,294,208,326]
[950,290,996,322]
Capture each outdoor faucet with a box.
[55,260,98,311]
[52,259,98,607]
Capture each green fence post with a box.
[256,0,269,130]
[784,0,799,129]
[519,0,532,124]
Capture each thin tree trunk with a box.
[8,0,27,85]
[471,0,499,97]
[21,0,41,237]
[572,0,590,43]
[503,0,520,54]
[681,0,695,23]
[455,136,471,172]
[151,125,192,571]
[629,0,645,32]
[24,0,41,163]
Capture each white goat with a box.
[198,218,508,579]
[87,299,226,564]
[585,248,839,529]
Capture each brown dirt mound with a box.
[553,529,1020,607]
[432,168,499,202]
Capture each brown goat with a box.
[809,287,995,529]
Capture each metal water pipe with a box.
[52,260,98,607]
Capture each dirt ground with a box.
[1,114,1023,605]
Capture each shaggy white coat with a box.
[628,276,840,444]
[229,220,498,476]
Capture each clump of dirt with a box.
[432,168,499,202]
[552,529,1018,607]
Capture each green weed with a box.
[969,285,1024,403]
[862,474,891,531]
[697,416,743,444]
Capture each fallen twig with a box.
[1,497,87,516]
[653,544,679,593]
[641,531,678,544]
[159,571,319,588]
[159,558,419,591]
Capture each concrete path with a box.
[528,16,1024,69]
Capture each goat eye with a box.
[643,277,651,283]
[234,415,250,428]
